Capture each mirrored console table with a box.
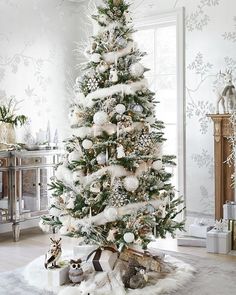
[0,149,62,241]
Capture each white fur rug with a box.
[23,251,195,295]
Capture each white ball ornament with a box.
[123,232,135,243]
[115,104,126,114]
[90,53,101,63]
[93,111,108,125]
[130,63,145,77]
[152,160,163,171]
[133,104,143,113]
[123,176,139,192]
[82,139,93,149]
[104,207,118,220]
[68,151,81,163]
[96,153,107,165]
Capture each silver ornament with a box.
[96,153,106,165]
[93,111,108,126]
[115,104,126,114]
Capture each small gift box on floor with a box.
[189,219,213,238]
[46,264,70,287]
[223,202,236,220]
[87,246,118,272]
[207,220,231,254]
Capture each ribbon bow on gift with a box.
[86,246,118,272]
[214,219,228,232]
[226,200,236,205]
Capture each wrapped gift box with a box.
[207,230,231,254]
[74,244,97,260]
[189,223,213,238]
[87,247,118,272]
[223,203,236,220]
[46,265,70,287]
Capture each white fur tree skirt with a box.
[23,251,195,295]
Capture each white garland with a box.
[84,79,148,108]
[76,199,165,227]
[102,41,135,64]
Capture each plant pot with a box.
[0,122,16,149]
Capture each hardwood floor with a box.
[0,227,236,272]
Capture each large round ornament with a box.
[96,153,107,165]
[123,232,135,243]
[68,151,81,163]
[93,111,108,125]
[90,53,101,63]
[152,160,163,171]
[82,139,93,149]
[104,207,118,220]
[123,176,139,192]
[113,0,122,6]
[115,104,126,114]
[130,63,145,77]
[133,104,143,113]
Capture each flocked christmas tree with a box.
[40,0,185,250]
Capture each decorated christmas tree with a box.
[40,0,185,250]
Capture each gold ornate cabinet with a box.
[208,114,234,220]
[0,150,62,241]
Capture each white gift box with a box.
[87,247,118,272]
[189,224,213,238]
[46,265,69,287]
[74,244,97,260]
[223,203,236,220]
[207,230,231,254]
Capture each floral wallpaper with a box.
[0,0,81,141]
[1,0,236,221]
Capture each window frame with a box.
[133,8,186,201]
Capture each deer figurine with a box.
[216,70,236,114]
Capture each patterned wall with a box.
[1,0,236,220]
[0,0,81,141]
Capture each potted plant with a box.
[0,98,27,148]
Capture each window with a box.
[134,8,185,198]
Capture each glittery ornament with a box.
[109,178,128,207]
[96,153,106,165]
[104,207,118,220]
[130,63,145,77]
[123,176,139,192]
[136,131,152,152]
[133,104,143,113]
[82,139,93,149]
[115,104,126,114]
[93,111,108,125]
